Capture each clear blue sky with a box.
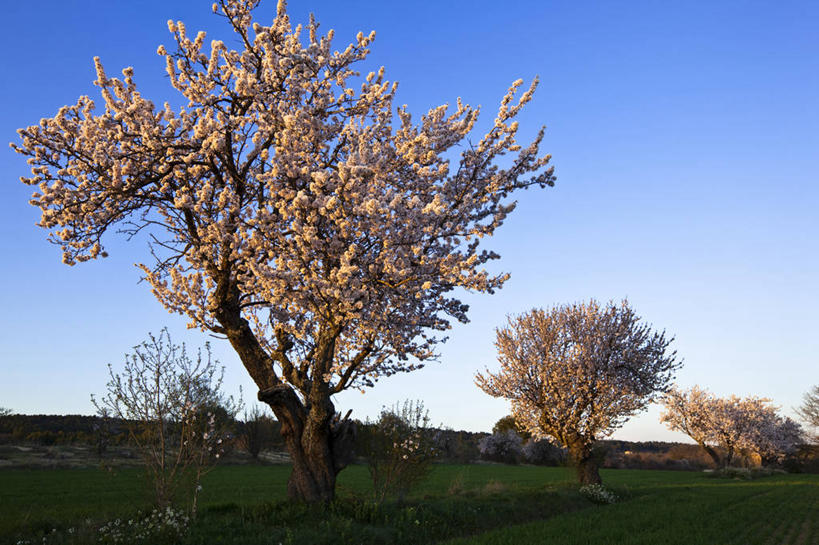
[1,0,817,442]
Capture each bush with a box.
[92,329,241,513]
[522,438,566,466]
[478,430,523,464]
[360,400,437,503]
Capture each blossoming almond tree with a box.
[659,386,725,467]
[476,300,680,484]
[661,386,803,467]
[13,0,554,502]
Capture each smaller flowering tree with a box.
[360,400,436,503]
[660,386,802,468]
[92,329,241,512]
[476,300,680,484]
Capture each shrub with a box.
[361,400,437,503]
[522,438,565,466]
[478,430,523,464]
[92,329,241,513]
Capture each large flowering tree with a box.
[476,300,679,484]
[661,386,803,467]
[12,0,554,502]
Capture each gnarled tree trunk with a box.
[568,440,602,485]
[258,385,356,503]
[216,299,356,503]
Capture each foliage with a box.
[522,438,565,466]
[476,300,680,484]
[360,401,437,502]
[0,408,12,417]
[13,0,554,502]
[431,429,482,464]
[660,386,803,468]
[91,329,240,512]
[478,431,523,465]
[492,415,531,442]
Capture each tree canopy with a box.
[476,300,679,483]
[14,0,554,501]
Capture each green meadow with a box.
[1,465,816,544]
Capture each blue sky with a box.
[1,0,817,442]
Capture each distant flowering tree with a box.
[660,386,802,468]
[796,385,819,442]
[476,300,680,484]
[92,329,240,513]
[13,0,554,502]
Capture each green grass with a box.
[443,471,819,545]
[1,465,816,544]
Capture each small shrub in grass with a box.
[579,483,618,505]
[361,400,437,503]
[92,329,241,513]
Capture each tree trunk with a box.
[698,442,723,468]
[258,385,356,503]
[569,442,602,485]
[215,303,355,502]
[724,446,735,468]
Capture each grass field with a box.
[1,464,816,544]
